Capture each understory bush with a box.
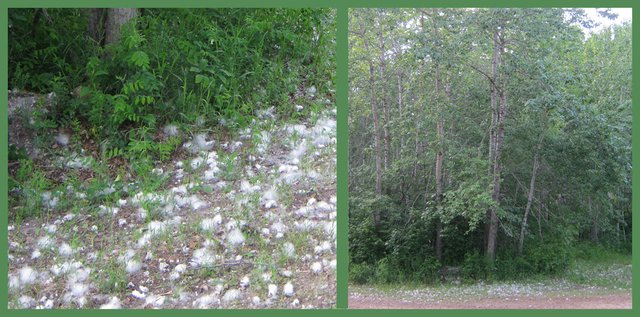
[9,8,336,162]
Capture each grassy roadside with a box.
[350,251,631,304]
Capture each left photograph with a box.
[7,8,336,309]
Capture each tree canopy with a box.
[349,8,631,284]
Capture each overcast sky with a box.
[582,8,632,33]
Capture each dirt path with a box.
[349,293,632,309]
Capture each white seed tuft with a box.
[193,294,219,309]
[200,218,220,231]
[239,275,250,289]
[55,133,70,146]
[283,282,294,297]
[163,124,180,137]
[100,296,122,309]
[145,294,165,307]
[226,228,245,247]
[191,248,216,267]
[148,221,167,236]
[174,264,187,273]
[19,295,36,308]
[59,243,73,257]
[190,157,204,169]
[311,262,323,274]
[131,290,146,299]
[126,260,142,274]
[222,289,242,303]
[283,242,296,258]
[267,284,278,298]
[31,250,42,259]
[37,236,54,250]
[45,224,57,234]
[19,266,37,285]
[194,133,214,151]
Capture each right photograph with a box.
[348,8,631,309]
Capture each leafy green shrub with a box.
[461,251,488,281]
[373,258,395,284]
[495,253,533,280]
[350,262,375,285]
[524,240,571,275]
[9,8,336,163]
[11,159,53,219]
[413,255,440,283]
[9,9,95,92]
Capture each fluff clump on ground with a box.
[163,124,180,137]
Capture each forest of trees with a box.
[348,8,631,284]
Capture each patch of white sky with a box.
[576,8,631,39]
[395,8,631,44]
[377,8,630,65]
[581,8,631,31]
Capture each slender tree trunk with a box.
[518,138,542,255]
[538,196,544,240]
[362,37,382,196]
[434,65,445,263]
[421,9,447,263]
[486,30,505,263]
[377,29,391,172]
[397,70,404,153]
[435,117,444,262]
[105,8,137,45]
[589,196,599,243]
[358,30,383,229]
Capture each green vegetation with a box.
[8,8,335,219]
[349,8,631,285]
[8,8,337,309]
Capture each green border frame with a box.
[0,0,636,315]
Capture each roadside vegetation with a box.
[348,8,631,291]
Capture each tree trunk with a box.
[486,29,505,263]
[518,138,542,255]
[86,9,106,44]
[589,196,599,243]
[105,8,137,45]
[434,65,445,263]
[397,69,403,148]
[413,123,420,179]
[357,29,383,229]
[424,9,446,263]
[377,29,391,172]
